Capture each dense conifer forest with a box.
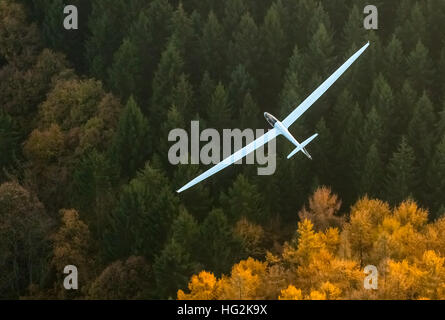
[1,0,445,299]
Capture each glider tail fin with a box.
[287,133,318,159]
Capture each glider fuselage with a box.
[264,112,311,159]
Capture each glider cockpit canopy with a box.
[264,112,278,128]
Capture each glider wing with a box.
[282,42,370,128]
[177,128,279,193]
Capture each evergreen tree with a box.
[337,103,364,205]
[198,209,244,276]
[383,35,405,91]
[228,64,255,114]
[359,143,384,198]
[303,22,335,116]
[112,96,150,179]
[408,93,436,167]
[437,101,445,141]
[342,5,367,49]
[260,2,286,107]
[360,106,385,156]
[153,238,199,299]
[240,92,260,130]
[394,81,418,140]
[406,41,434,92]
[171,74,195,121]
[222,0,248,36]
[207,82,232,130]
[198,71,217,117]
[104,164,179,261]
[201,11,226,78]
[170,3,200,80]
[221,174,265,224]
[128,0,174,102]
[279,45,304,118]
[228,12,260,77]
[395,3,427,52]
[311,118,335,186]
[86,0,143,79]
[71,149,117,236]
[150,39,184,127]
[369,74,394,124]
[427,135,445,217]
[385,137,417,205]
[108,38,142,101]
[173,164,212,221]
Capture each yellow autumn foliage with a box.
[178,196,445,300]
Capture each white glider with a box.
[177,42,370,193]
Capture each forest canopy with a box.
[1,0,445,299]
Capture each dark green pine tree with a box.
[150,39,184,128]
[406,41,434,93]
[198,209,244,276]
[437,47,445,100]
[128,0,174,102]
[71,149,117,238]
[153,209,201,299]
[104,164,179,262]
[426,0,445,60]
[331,89,354,140]
[394,81,418,139]
[359,143,384,199]
[111,96,150,179]
[169,209,200,253]
[220,174,265,224]
[385,137,417,206]
[222,0,248,37]
[311,118,335,187]
[108,38,142,101]
[228,64,255,114]
[153,238,200,299]
[304,22,335,109]
[342,5,368,49]
[437,101,445,141]
[407,93,436,167]
[345,32,382,101]
[260,2,287,107]
[207,82,232,131]
[228,12,260,78]
[158,105,186,168]
[337,103,364,205]
[383,35,405,91]
[279,45,304,118]
[173,165,212,222]
[171,74,195,122]
[201,11,226,78]
[307,2,332,38]
[322,0,348,33]
[395,2,427,53]
[198,71,217,117]
[369,74,394,122]
[354,107,384,190]
[170,3,200,81]
[427,135,445,218]
[86,0,144,80]
[240,92,260,130]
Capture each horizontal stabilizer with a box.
[287,133,318,159]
